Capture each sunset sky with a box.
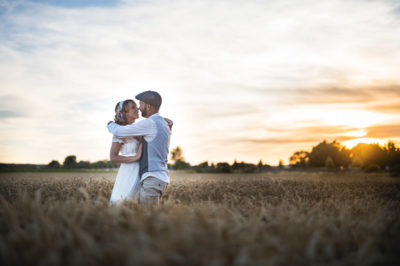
[1,0,400,165]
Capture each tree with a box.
[325,156,335,168]
[386,141,397,152]
[336,147,351,168]
[289,150,309,167]
[385,141,400,168]
[216,162,233,173]
[47,160,60,169]
[77,160,91,169]
[232,160,240,171]
[170,146,190,170]
[170,146,185,163]
[351,143,386,169]
[258,160,264,172]
[308,140,350,168]
[351,155,362,168]
[194,161,210,173]
[231,161,257,173]
[63,155,77,168]
[279,160,284,168]
[174,160,191,170]
[92,160,107,169]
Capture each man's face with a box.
[138,101,148,118]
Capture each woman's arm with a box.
[109,142,142,163]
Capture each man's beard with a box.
[141,109,147,117]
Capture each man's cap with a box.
[135,90,162,107]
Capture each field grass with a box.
[0,171,399,266]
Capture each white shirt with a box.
[108,113,170,183]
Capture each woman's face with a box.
[125,102,139,123]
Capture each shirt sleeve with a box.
[107,119,156,139]
[112,135,124,143]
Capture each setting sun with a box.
[343,130,367,138]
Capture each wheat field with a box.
[0,171,399,266]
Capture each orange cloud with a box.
[366,124,400,138]
[368,103,400,114]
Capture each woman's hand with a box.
[126,141,143,163]
[110,140,143,163]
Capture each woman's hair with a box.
[114,99,136,125]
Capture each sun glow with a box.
[342,138,387,149]
[322,110,387,128]
[343,130,367,137]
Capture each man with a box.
[107,91,172,204]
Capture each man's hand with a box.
[107,121,117,134]
[164,118,173,130]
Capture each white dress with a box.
[109,135,141,204]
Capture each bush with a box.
[47,160,61,169]
[174,160,191,170]
[241,164,258,173]
[389,164,400,177]
[193,161,210,173]
[364,164,381,173]
[216,162,233,173]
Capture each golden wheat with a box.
[0,171,399,266]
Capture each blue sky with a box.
[1,0,400,165]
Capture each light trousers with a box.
[139,176,168,205]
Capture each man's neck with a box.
[145,112,158,118]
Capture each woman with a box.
[109,99,143,204]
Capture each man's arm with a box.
[107,119,155,137]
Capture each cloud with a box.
[265,125,357,134]
[238,124,361,145]
[368,103,400,114]
[272,85,400,106]
[366,124,400,138]
[0,94,32,119]
[29,0,120,9]
[0,110,23,119]
[1,0,400,164]
[242,137,324,145]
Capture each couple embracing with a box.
[107,91,173,205]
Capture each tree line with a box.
[0,156,120,172]
[169,146,272,173]
[288,140,400,175]
[169,141,400,176]
[46,155,120,169]
[1,140,399,175]
[43,147,273,174]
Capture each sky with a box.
[1,0,400,165]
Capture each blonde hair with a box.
[114,99,136,125]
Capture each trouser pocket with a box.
[141,177,167,198]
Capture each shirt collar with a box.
[149,113,160,118]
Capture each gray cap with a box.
[135,90,162,107]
